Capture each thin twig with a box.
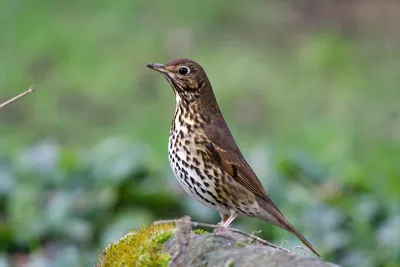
[0,87,35,110]
[153,219,290,253]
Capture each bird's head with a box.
[146,58,211,104]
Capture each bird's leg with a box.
[221,212,237,227]
[215,213,229,233]
[215,210,238,235]
[219,213,229,225]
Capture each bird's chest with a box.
[167,116,228,212]
[168,120,202,192]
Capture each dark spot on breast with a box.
[194,166,201,176]
[193,157,201,166]
[231,198,238,207]
[183,146,191,155]
[204,162,212,170]
[194,187,214,205]
[222,186,230,196]
[215,188,221,196]
[185,140,190,145]
[194,137,202,145]
[209,192,222,204]
[236,207,246,215]
[203,182,210,188]
[218,196,228,204]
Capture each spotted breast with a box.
[168,101,231,214]
[168,96,262,219]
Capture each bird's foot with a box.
[214,223,232,236]
[215,211,237,236]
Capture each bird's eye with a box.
[178,66,190,75]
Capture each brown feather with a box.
[203,119,269,200]
[203,119,321,257]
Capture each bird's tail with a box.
[256,196,321,257]
[284,222,321,257]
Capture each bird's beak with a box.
[146,63,169,74]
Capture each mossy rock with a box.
[96,223,175,267]
[96,223,339,267]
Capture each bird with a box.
[146,58,320,257]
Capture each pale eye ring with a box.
[178,66,190,75]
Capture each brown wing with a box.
[203,119,321,257]
[203,119,271,202]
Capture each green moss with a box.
[224,259,235,267]
[193,228,209,235]
[235,242,245,247]
[155,231,173,244]
[96,223,175,267]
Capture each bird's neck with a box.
[171,98,212,133]
[171,86,224,135]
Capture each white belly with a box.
[168,127,230,215]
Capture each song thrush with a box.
[146,58,320,257]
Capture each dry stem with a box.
[0,87,35,110]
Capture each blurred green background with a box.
[1,0,400,266]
